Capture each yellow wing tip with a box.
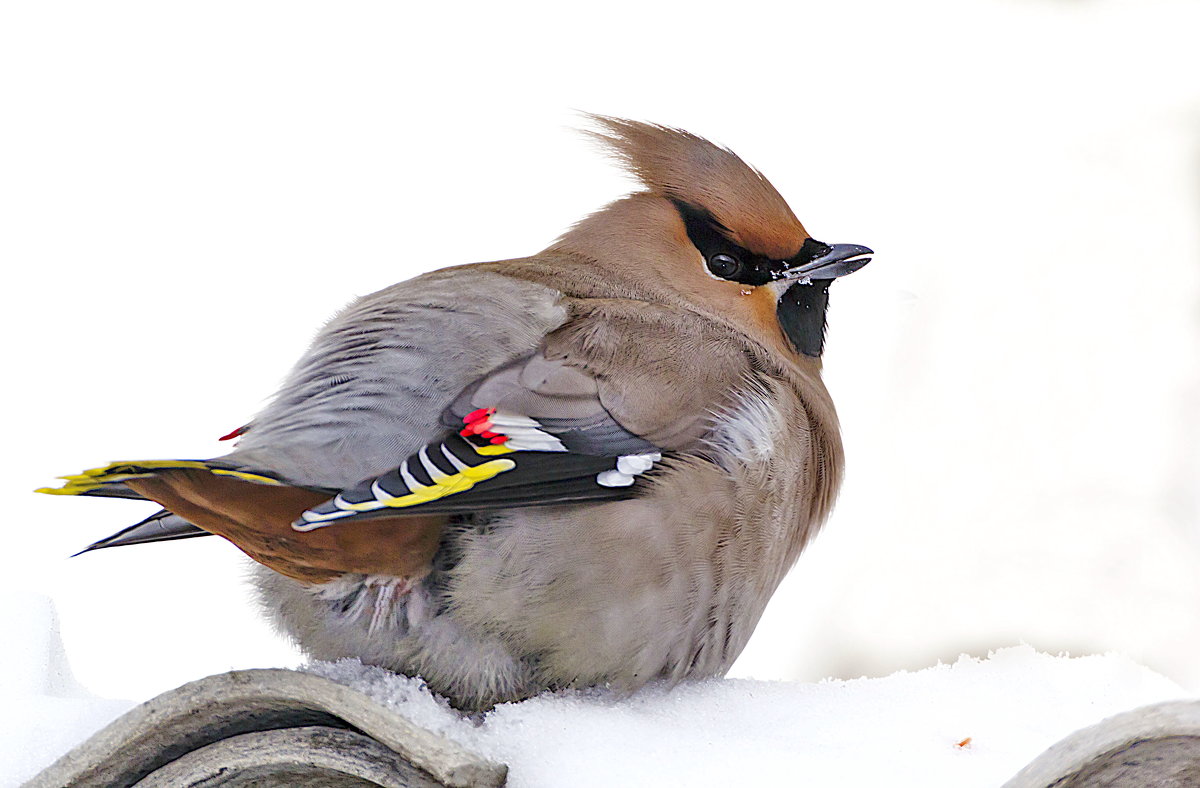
[472,444,516,456]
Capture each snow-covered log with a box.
[24,669,505,788]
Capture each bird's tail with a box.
[71,508,210,555]
[36,459,290,499]
[38,460,445,582]
[37,459,324,556]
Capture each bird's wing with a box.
[40,274,756,570]
[221,266,573,490]
[41,349,670,535]
[293,298,758,530]
[293,350,666,530]
[537,297,759,450]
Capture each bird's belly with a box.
[252,459,797,710]
[443,461,781,690]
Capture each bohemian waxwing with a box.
[40,116,872,711]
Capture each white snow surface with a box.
[5,593,1191,787]
[4,2,1200,783]
[304,645,1189,787]
[0,594,134,787]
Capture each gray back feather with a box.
[228,269,567,488]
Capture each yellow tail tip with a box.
[35,486,79,495]
[39,459,287,497]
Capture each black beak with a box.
[776,242,873,282]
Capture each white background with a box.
[2,0,1198,704]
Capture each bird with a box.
[39,116,872,711]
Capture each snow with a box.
[4,594,1191,786]
[2,0,1199,783]
[305,645,1188,787]
[0,595,134,786]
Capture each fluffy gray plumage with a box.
[48,118,864,712]
[239,265,841,710]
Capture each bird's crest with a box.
[584,115,808,260]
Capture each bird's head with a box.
[551,116,872,360]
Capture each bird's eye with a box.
[707,253,742,280]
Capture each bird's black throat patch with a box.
[671,199,833,356]
[777,280,831,357]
